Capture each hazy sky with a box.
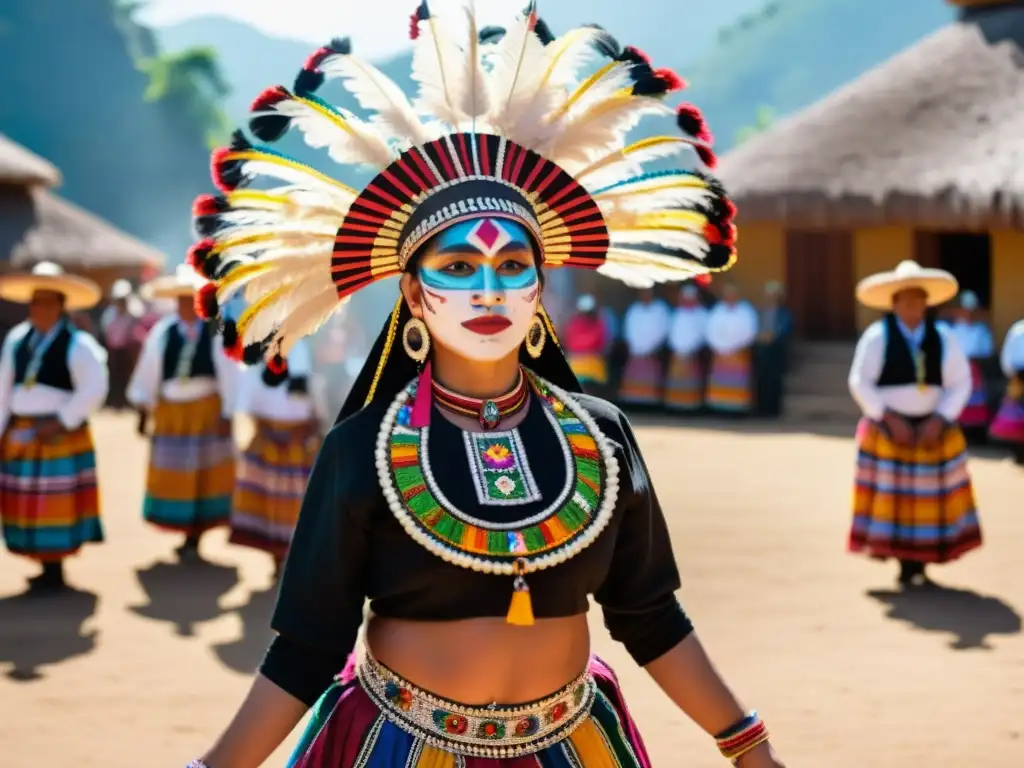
[138,0,513,59]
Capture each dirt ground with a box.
[0,411,1021,767]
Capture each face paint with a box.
[416,217,539,362]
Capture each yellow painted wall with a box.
[852,227,915,331]
[731,222,785,299]
[990,230,1024,342]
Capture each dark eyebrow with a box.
[434,240,533,257]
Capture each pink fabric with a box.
[104,312,135,349]
[409,362,434,428]
[564,314,608,355]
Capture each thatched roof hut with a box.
[0,133,61,188]
[718,0,1024,230]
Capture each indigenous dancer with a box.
[848,260,982,587]
[100,279,143,410]
[753,281,793,418]
[183,6,783,768]
[664,283,709,411]
[231,337,322,575]
[705,284,758,415]
[564,294,609,388]
[0,262,108,592]
[990,318,1024,465]
[940,290,994,434]
[618,288,670,406]
[128,265,238,561]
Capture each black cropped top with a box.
[261,391,693,706]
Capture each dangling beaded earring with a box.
[524,314,546,359]
[402,317,431,363]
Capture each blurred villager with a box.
[938,290,994,436]
[618,288,670,406]
[664,283,709,412]
[847,261,981,587]
[705,283,758,415]
[990,317,1024,465]
[753,281,794,418]
[128,266,238,562]
[99,279,143,409]
[231,337,322,578]
[130,297,167,434]
[564,294,609,391]
[0,262,109,592]
[598,302,625,391]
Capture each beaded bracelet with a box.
[185,760,210,768]
[715,711,770,764]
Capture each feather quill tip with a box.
[192,194,226,218]
[261,364,289,387]
[676,104,713,144]
[194,283,220,321]
[267,354,288,376]
[632,67,686,97]
[210,131,253,192]
[186,239,222,281]
[533,17,556,45]
[242,343,265,366]
[296,38,352,95]
[409,1,429,40]
[618,46,651,65]
[249,86,293,142]
[696,144,718,169]
[221,319,242,360]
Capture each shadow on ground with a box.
[0,586,99,681]
[130,558,240,638]
[210,583,277,674]
[867,584,1022,650]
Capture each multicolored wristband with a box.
[715,711,770,763]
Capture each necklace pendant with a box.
[480,400,500,430]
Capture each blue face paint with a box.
[419,217,538,293]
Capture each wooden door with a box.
[785,230,856,340]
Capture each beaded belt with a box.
[356,655,595,758]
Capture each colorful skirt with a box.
[850,417,982,563]
[568,353,608,386]
[706,349,753,413]
[989,383,1024,444]
[663,352,704,411]
[230,419,320,558]
[143,394,235,535]
[0,416,103,561]
[959,360,990,428]
[618,354,663,405]
[289,654,651,767]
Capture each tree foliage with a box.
[139,47,232,148]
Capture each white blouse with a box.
[705,301,758,355]
[1000,320,1024,377]
[848,320,972,422]
[622,300,671,357]
[667,306,709,356]
[0,321,109,435]
[235,339,320,423]
[127,315,239,417]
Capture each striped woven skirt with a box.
[568,353,608,386]
[959,360,991,429]
[618,354,663,405]
[289,654,651,768]
[0,416,103,561]
[989,382,1024,444]
[143,394,235,535]
[850,417,982,563]
[705,349,753,413]
[230,419,320,558]
[663,352,704,411]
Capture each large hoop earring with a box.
[524,314,546,359]
[402,317,431,363]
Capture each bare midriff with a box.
[365,613,592,706]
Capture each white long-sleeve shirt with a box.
[623,300,670,357]
[0,321,109,435]
[848,319,972,422]
[706,301,758,355]
[1000,320,1024,378]
[938,320,994,360]
[667,306,709,356]
[235,339,321,423]
[127,315,239,418]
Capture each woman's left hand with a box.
[735,742,786,768]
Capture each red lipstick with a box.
[461,316,512,335]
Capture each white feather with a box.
[410,7,470,128]
[257,100,395,169]
[601,246,709,285]
[575,137,695,189]
[245,273,334,347]
[460,1,491,128]
[485,10,549,134]
[229,159,356,205]
[596,186,716,216]
[319,54,435,147]
[542,97,672,167]
[274,287,349,358]
[609,228,710,257]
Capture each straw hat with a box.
[110,278,134,301]
[0,261,102,311]
[140,264,205,301]
[855,260,958,311]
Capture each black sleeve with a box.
[260,426,370,702]
[594,410,694,666]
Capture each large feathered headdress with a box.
[188,0,736,371]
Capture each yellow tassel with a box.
[506,561,534,626]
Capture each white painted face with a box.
[415,217,540,362]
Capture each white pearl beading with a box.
[357,654,596,758]
[375,376,620,576]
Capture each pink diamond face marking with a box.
[466,218,512,258]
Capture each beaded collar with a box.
[431,369,529,430]
[377,372,620,626]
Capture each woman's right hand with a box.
[882,411,913,446]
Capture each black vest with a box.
[161,322,216,381]
[876,313,943,388]
[13,323,75,391]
